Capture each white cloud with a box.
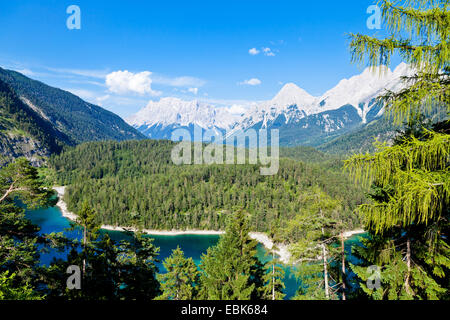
[188,87,198,95]
[248,48,260,55]
[262,47,275,56]
[105,70,161,96]
[248,47,276,56]
[238,78,262,86]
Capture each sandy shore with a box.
[53,186,292,262]
[53,186,363,265]
[249,232,291,264]
[342,229,365,238]
[53,186,292,261]
[54,186,78,221]
[54,186,226,236]
[101,224,225,236]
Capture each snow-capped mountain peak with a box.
[129,63,413,145]
[315,64,412,123]
[271,83,316,110]
[127,97,239,130]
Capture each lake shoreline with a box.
[53,186,364,264]
[53,186,292,263]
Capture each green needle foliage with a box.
[199,210,265,300]
[115,232,161,300]
[0,157,53,207]
[0,271,42,300]
[345,0,449,300]
[76,201,100,243]
[350,0,449,124]
[44,228,161,300]
[157,246,200,300]
[0,158,67,299]
[48,139,364,240]
[345,130,449,233]
[288,187,343,300]
[261,248,285,300]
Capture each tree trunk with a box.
[82,225,87,275]
[320,209,330,299]
[272,250,275,300]
[0,183,15,203]
[341,232,346,300]
[321,243,329,299]
[0,183,25,203]
[405,237,413,296]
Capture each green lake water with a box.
[25,205,363,300]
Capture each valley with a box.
[1,0,448,302]
[128,64,412,148]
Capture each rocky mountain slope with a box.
[0,67,145,145]
[0,68,146,165]
[129,63,412,146]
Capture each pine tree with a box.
[116,232,161,300]
[0,158,70,299]
[75,201,100,275]
[345,0,449,300]
[157,246,200,300]
[261,246,285,300]
[287,187,342,300]
[44,231,161,300]
[199,210,265,300]
[0,271,42,300]
[0,157,52,206]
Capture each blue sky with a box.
[0,0,401,118]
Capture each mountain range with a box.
[0,63,419,165]
[0,67,145,165]
[128,63,412,146]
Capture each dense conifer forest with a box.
[48,140,364,241]
[0,0,448,302]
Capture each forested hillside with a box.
[0,68,145,144]
[48,140,365,241]
[0,79,70,165]
[318,118,398,154]
[318,108,448,155]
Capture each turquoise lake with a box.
[25,205,363,300]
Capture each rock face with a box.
[0,133,49,167]
[127,97,241,140]
[0,67,147,166]
[0,67,146,146]
[129,63,413,146]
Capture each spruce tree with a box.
[288,187,342,300]
[76,200,100,276]
[0,158,65,298]
[116,232,161,300]
[345,0,449,300]
[0,271,42,300]
[261,246,285,300]
[157,246,200,300]
[199,210,265,300]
